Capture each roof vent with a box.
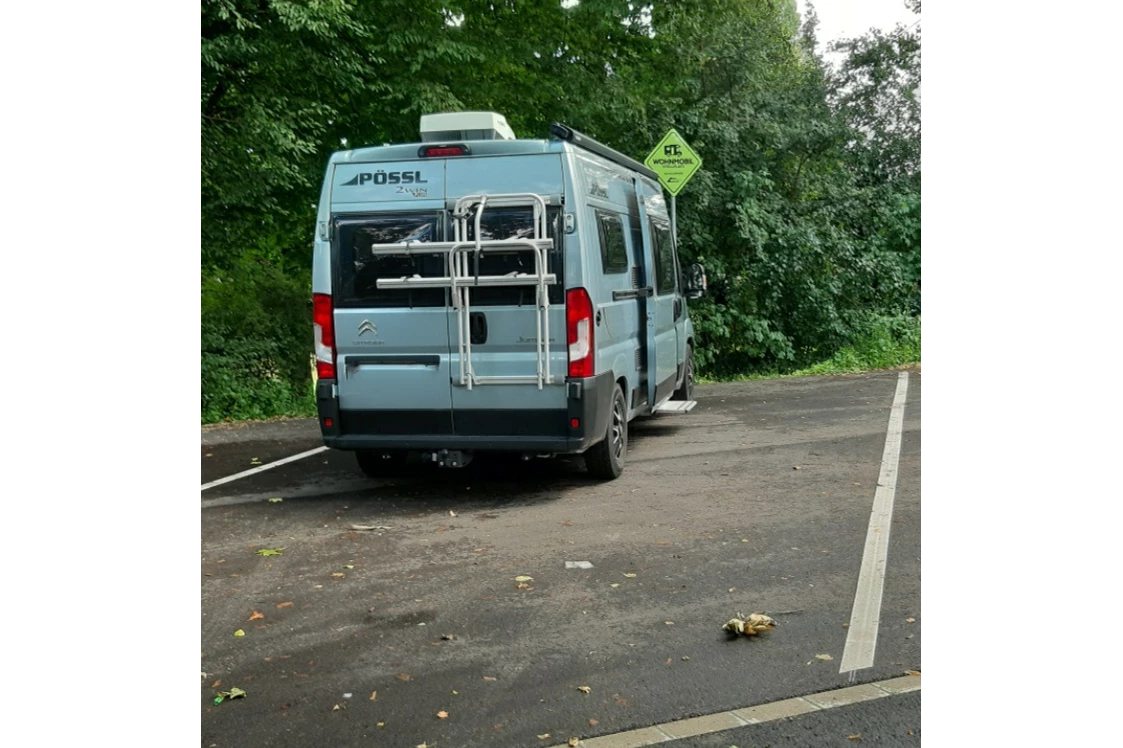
[420,111,516,142]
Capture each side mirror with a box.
[684,263,707,299]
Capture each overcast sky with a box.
[798,0,918,52]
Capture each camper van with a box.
[311,112,705,480]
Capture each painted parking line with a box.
[839,371,910,675]
[200,446,329,492]
[549,674,920,747]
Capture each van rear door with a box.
[331,211,455,433]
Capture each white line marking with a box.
[200,446,329,491]
[565,561,593,569]
[840,371,909,674]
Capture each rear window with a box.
[335,214,445,307]
[463,207,563,306]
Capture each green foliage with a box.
[201,257,315,423]
[796,315,921,376]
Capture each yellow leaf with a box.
[577,686,591,694]
[248,611,264,621]
[369,691,377,702]
[815,654,833,661]
[623,573,636,578]
[610,583,620,588]
[376,722,385,728]
[267,498,283,503]
[233,629,245,638]
[514,575,534,582]
[537,734,550,740]
[437,711,449,719]
[332,572,345,578]
[569,739,580,747]
[905,617,916,623]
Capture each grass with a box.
[699,315,920,383]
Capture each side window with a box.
[652,221,677,295]
[596,211,629,274]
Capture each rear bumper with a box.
[316,372,615,454]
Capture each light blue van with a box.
[311,112,705,480]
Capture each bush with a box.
[201,258,315,423]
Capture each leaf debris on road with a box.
[212,687,246,705]
[723,612,776,637]
[255,548,284,557]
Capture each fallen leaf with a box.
[905,617,916,623]
[343,564,355,570]
[332,704,342,711]
[610,583,620,588]
[369,691,377,702]
[569,739,580,747]
[248,611,264,622]
[741,539,748,543]
[793,466,801,470]
[451,690,459,695]
[416,743,427,748]
[514,575,534,583]
[665,658,672,664]
[904,670,921,676]
[255,548,284,557]
[483,676,498,681]
[588,719,599,727]
[681,656,690,661]
[276,602,293,609]
[623,573,636,578]
[437,711,449,719]
[396,673,412,682]
[376,722,385,728]
[350,524,393,531]
[332,572,345,578]
[816,654,833,661]
[211,680,221,688]
[441,634,457,640]
[577,686,591,694]
[848,734,861,741]
[516,583,533,590]
[449,510,457,517]
[267,497,283,503]
[233,629,245,638]
[537,734,550,740]
[212,687,247,705]
[664,621,674,625]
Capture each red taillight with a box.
[313,293,336,380]
[420,145,467,157]
[566,288,594,378]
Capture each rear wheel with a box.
[585,385,627,480]
[356,449,408,478]
[672,344,695,401]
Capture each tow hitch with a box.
[424,449,473,468]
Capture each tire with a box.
[355,449,408,478]
[672,344,695,401]
[585,385,627,480]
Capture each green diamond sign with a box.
[644,129,702,196]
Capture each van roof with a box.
[329,138,564,164]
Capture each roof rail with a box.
[549,123,660,183]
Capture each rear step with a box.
[652,400,697,414]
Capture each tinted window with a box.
[463,207,563,305]
[652,222,677,295]
[597,211,628,274]
[336,214,445,307]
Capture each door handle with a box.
[612,287,654,301]
[469,312,488,344]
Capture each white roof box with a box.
[420,111,517,142]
